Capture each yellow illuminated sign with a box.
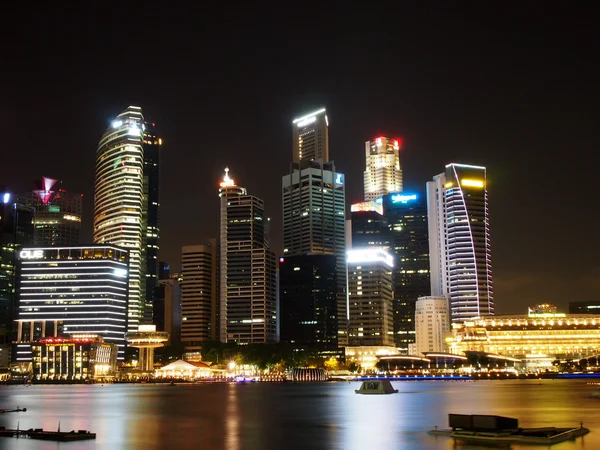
[461,179,484,188]
[444,182,453,188]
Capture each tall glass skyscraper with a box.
[219,168,277,344]
[94,106,162,333]
[427,163,493,322]
[363,137,403,201]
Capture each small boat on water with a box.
[355,379,398,394]
[0,426,96,441]
[429,414,589,446]
[0,407,26,414]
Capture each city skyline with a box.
[1,5,597,314]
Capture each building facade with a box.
[347,248,394,347]
[363,137,402,201]
[282,160,347,345]
[0,190,34,342]
[15,245,129,358]
[94,106,162,333]
[427,163,493,322]
[219,169,277,344]
[351,193,430,351]
[414,296,450,355]
[17,177,83,247]
[292,108,329,163]
[569,301,600,314]
[279,254,337,349]
[181,242,218,350]
[447,310,600,363]
[141,122,162,324]
[31,336,117,381]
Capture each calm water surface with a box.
[1,379,599,450]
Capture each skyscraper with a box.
[94,106,162,333]
[351,193,430,351]
[181,241,218,350]
[0,190,34,343]
[363,137,403,201]
[141,121,162,324]
[347,248,394,347]
[219,169,277,344]
[17,177,83,247]
[292,108,329,163]
[427,163,493,322]
[279,254,337,349]
[282,160,347,346]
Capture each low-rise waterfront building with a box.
[447,307,600,371]
[345,345,400,371]
[30,335,117,381]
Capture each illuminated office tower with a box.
[282,161,347,346]
[427,163,493,322]
[94,106,162,333]
[351,193,430,351]
[292,108,329,163]
[347,248,394,347]
[15,245,129,359]
[363,137,402,201]
[219,169,277,344]
[181,241,218,350]
[17,177,83,246]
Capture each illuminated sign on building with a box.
[347,248,394,267]
[391,194,417,204]
[335,174,344,185]
[19,250,44,259]
[460,179,484,188]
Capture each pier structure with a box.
[126,325,169,372]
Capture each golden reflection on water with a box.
[225,383,240,450]
[1,380,600,449]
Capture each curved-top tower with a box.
[94,106,146,332]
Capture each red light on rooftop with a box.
[394,138,403,149]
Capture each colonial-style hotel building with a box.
[447,305,600,368]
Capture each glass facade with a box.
[279,254,337,349]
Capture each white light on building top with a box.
[347,248,394,267]
[292,108,326,124]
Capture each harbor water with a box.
[1,379,599,449]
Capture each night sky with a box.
[1,4,598,314]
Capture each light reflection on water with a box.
[1,379,599,450]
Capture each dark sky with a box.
[1,4,598,314]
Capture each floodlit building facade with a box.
[181,242,218,350]
[292,108,329,163]
[347,248,394,347]
[414,296,450,355]
[363,137,402,201]
[94,106,162,333]
[219,169,277,344]
[446,309,600,366]
[427,163,493,322]
[17,177,83,247]
[31,336,117,381]
[15,245,129,359]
